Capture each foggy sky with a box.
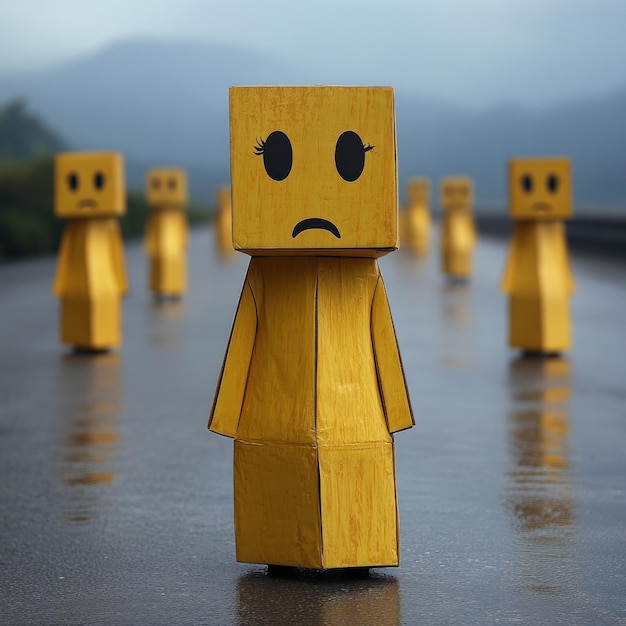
[1,0,625,108]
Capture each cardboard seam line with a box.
[234,280,259,438]
[313,257,323,568]
[235,440,393,450]
[370,271,390,434]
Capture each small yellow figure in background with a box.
[209,86,414,571]
[215,186,234,258]
[53,152,129,351]
[501,158,575,355]
[439,176,477,280]
[405,177,431,256]
[144,168,189,298]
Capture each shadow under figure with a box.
[237,569,400,626]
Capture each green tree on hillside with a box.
[0,99,66,161]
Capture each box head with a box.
[407,177,430,205]
[509,157,572,220]
[55,152,125,218]
[230,86,398,256]
[440,177,473,213]
[146,168,188,208]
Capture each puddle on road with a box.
[505,357,576,596]
[57,352,122,523]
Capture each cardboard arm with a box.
[181,212,189,249]
[52,224,72,296]
[144,213,156,255]
[500,230,519,294]
[558,223,576,294]
[371,275,414,433]
[110,220,129,295]
[208,280,258,438]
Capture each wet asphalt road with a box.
[0,228,625,625]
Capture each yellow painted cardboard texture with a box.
[209,86,413,569]
[144,168,189,296]
[210,257,413,568]
[405,177,431,255]
[53,152,128,350]
[229,86,398,256]
[501,158,575,353]
[439,176,477,278]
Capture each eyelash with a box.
[253,138,265,155]
[254,138,374,154]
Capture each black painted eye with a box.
[94,171,105,190]
[335,131,372,182]
[521,174,533,193]
[152,178,161,189]
[168,177,177,190]
[254,131,292,181]
[547,174,559,193]
[67,172,79,191]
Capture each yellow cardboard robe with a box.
[501,158,575,354]
[53,152,129,350]
[144,168,189,296]
[405,177,431,256]
[209,86,414,570]
[215,186,235,258]
[439,176,477,279]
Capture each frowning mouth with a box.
[292,218,341,239]
[532,202,552,212]
[78,198,99,209]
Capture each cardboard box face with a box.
[509,158,572,219]
[55,152,125,218]
[230,86,398,255]
[146,168,188,207]
[440,176,473,212]
[407,177,430,205]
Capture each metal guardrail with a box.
[475,213,626,259]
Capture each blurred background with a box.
[1,0,625,259]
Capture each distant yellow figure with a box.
[439,176,477,279]
[501,158,575,354]
[405,177,431,256]
[209,87,414,570]
[144,168,189,297]
[215,186,234,258]
[53,152,128,351]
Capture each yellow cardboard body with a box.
[501,221,575,353]
[215,186,235,257]
[404,177,432,255]
[439,176,477,278]
[144,209,188,295]
[210,257,413,568]
[53,218,128,349]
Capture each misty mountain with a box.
[0,38,624,211]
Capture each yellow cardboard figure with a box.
[215,186,234,258]
[53,152,128,351]
[209,87,414,570]
[405,177,431,256]
[144,168,189,297]
[501,158,575,354]
[439,176,477,279]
